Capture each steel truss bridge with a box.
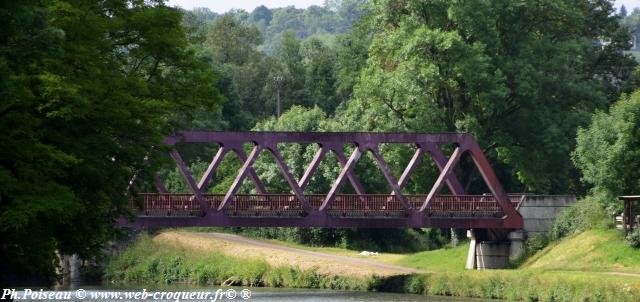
[119,132,524,229]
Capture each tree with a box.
[621,5,628,17]
[249,5,273,33]
[339,0,636,194]
[205,14,277,129]
[0,0,221,282]
[272,31,310,110]
[207,14,262,66]
[302,38,339,113]
[573,90,640,205]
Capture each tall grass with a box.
[104,234,371,290]
[375,271,639,301]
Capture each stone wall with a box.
[518,195,576,236]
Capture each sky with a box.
[167,0,640,13]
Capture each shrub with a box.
[626,228,640,248]
[549,197,609,240]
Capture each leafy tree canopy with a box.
[0,0,221,281]
[338,0,636,193]
[573,90,640,205]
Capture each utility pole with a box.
[273,75,283,118]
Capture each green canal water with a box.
[10,285,492,302]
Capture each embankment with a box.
[106,230,640,301]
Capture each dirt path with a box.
[603,271,640,278]
[155,231,422,278]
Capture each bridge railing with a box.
[129,193,524,218]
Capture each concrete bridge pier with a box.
[56,253,82,285]
[465,229,525,269]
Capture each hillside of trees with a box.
[2,0,640,283]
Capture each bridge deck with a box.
[120,193,525,229]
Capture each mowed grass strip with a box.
[154,231,418,277]
[105,233,372,289]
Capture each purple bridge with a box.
[119,131,524,230]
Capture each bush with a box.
[549,197,609,240]
[510,233,550,266]
[626,228,640,248]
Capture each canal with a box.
[10,285,492,302]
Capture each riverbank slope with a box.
[106,229,640,301]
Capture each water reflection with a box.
[10,284,490,302]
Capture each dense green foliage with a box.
[574,91,640,205]
[337,0,636,194]
[0,0,221,282]
[185,1,366,53]
[621,6,640,50]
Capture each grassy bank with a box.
[524,229,640,273]
[379,270,639,301]
[105,234,370,290]
[106,231,640,301]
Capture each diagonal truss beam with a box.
[267,145,311,212]
[231,148,267,194]
[332,148,367,195]
[169,148,207,212]
[369,146,411,210]
[219,145,262,211]
[424,143,465,195]
[420,146,463,212]
[466,141,521,224]
[396,147,424,191]
[298,146,327,190]
[321,147,362,211]
[197,147,227,191]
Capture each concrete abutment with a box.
[465,195,575,269]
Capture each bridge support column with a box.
[508,230,525,260]
[465,229,477,269]
[466,229,525,269]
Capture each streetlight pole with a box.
[273,75,283,118]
